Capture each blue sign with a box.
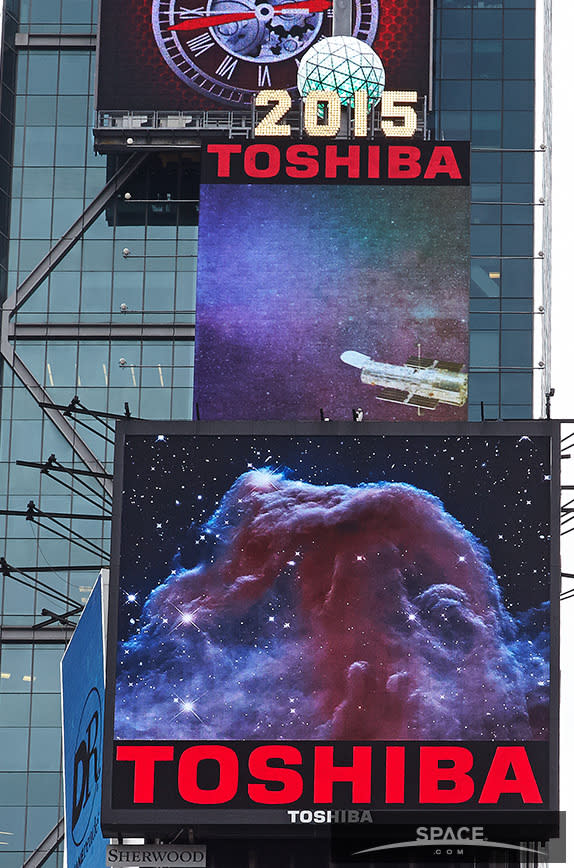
[62,575,108,868]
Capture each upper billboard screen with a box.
[96,0,431,111]
[102,421,559,834]
[193,140,470,422]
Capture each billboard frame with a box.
[102,419,560,836]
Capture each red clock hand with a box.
[169,0,331,32]
[274,0,331,10]
[169,10,259,31]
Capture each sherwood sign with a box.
[106,846,206,867]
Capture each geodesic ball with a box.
[297,36,385,110]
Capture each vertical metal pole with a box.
[332,0,353,137]
[332,0,352,36]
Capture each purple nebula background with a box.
[194,184,469,421]
[115,465,549,742]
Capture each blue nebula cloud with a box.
[115,470,549,741]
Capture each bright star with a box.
[170,602,202,633]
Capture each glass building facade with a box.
[434,0,539,423]
[0,0,544,864]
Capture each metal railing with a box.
[95,96,428,139]
[96,109,254,135]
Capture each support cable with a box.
[0,559,81,609]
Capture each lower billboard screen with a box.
[103,421,558,833]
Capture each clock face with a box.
[152,0,379,106]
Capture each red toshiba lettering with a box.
[116,745,174,803]
[367,145,381,179]
[325,144,361,179]
[285,145,319,178]
[385,746,405,803]
[244,144,281,178]
[248,745,303,804]
[478,747,542,804]
[419,746,474,804]
[206,144,242,178]
[178,745,239,804]
[424,145,462,179]
[314,746,372,803]
[388,146,421,179]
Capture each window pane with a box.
[55,127,87,166]
[440,80,471,109]
[23,127,55,167]
[0,646,33,691]
[58,53,91,95]
[501,225,533,256]
[25,95,57,125]
[473,9,502,37]
[471,110,501,146]
[26,53,58,94]
[502,111,533,148]
[0,728,29,769]
[471,225,501,255]
[32,646,64,692]
[470,330,499,367]
[61,0,93,24]
[503,39,534,78]
[441,9,471,36]
[471,263,500,298]
[472,152,501,182]
[472,40,502,78]
[501,372,531,403]
[501,330,531,366]
[0,694,30,725]
[503,80,533,109]
[29,727,62,771]
[472,79,502,108]
[439,110,470,138]
[440,40,471,77]
[22,167,54,198]
[29,0,61,24]
[469,372,499,403]
[0,773,27,805]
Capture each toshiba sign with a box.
[200,140,469,185]
[112,743,545,809]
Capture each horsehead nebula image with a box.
[113,431,551,743]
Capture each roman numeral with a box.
[258,64,271,87]
[216,54,239,80]
[179,5,206,16]
[187,32,215,56]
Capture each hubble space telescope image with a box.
[341,350,468,410]
[194,184,470,421]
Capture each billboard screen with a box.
[96,0,431,112]
[102,421,559,834]
[193,140,470,422]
